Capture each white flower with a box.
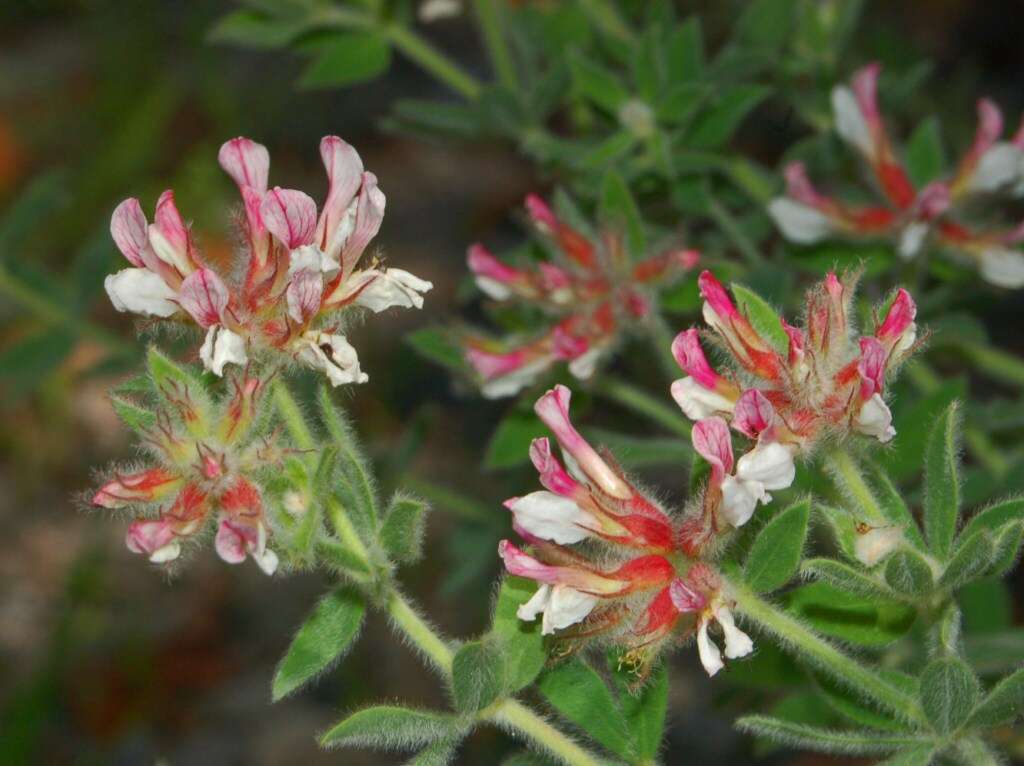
[296,331,368,386]
[199,325,248,376]
[696,619,725,676]
[768,198,833,244]
[831,85,873,157]
[352,268,433,312]
[568,348,602,380]
[898,222,930,259]
[517,583,599,635]
[671,377,736,420]
[473,276,512,300]
[480,358,551,399]
[148,541,181,564]
[856,392,896,443]
[251,523,279,576]
[720,442,796,527]
[855,526,904,567]
[288,244,339,277]
[104,268,179,317]
[696,600,754,677]
[978,246,1024,288]
[506,491,595,545]
[969,143,1022,193]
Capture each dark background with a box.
[1,2,1021,764]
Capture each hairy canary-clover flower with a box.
[498,385,756,678]
[92,369,283,573]
[769,63,1024,287]
[464,194,698,398]
[105,136,432,385]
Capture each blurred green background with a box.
[1,2,1022,764]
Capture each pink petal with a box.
[286,268,324,324]
[316,135,364,250]
[732,389,776,440]
[783,162,825,207]
[110,198,150,267]
[260,187,317,249]
[915,182,951,220]
[154,190,190,257]
[876,288,916,343]
[529,437,582,497]
[858,337,887,399]
[669,577,707,613]
[218,137,269,193]
[126,519,175,555]
[782,320,805,364]
[215,518,254,564]
[692,417,734,480]
[177,268,230,328]
[340,172,385,274]
[851,62,882,126]
[671,329,720,389]
[698,270,739,319]
[524,193,557,231]
[467,243,522,283]
[466,347,528,379]
[498,539,561,582]
[974,99,1004,156]
[550,325,588,360]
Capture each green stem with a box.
[272,379,316,450]
[490,698,605,766]
[385,587,454,673]
[472,0,518,91]
[327,498,371,563]
[730,581,926,725]
[384,23,482,100]
[706,196,763,266]
[824,449,886,525]
[596,377,692,440]
[955,339,1024,389]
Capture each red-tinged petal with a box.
[669,576,707,613]
[732,389,776,440]
[783,162,827,207]
[286,268,324,324]
[671,329,721,390]
[467,243,522,283]
[261,187,317,249]
[698,270,739,319]
[93,468,182,508]
[218,137,269,193]
[877,161,916,210]
[340,172,385,274]
[692,417,734,481]
[497,540,627,594]
[633,586,680,638]
[530,437,582,497]
[858,336,887,399]
[177,267,230,328]
[781,320,805,364]
[465,346,529,379]
[534,385,632,500]
[126,518,176,556]
[316,135,364,251]
[524,193,557,231]
[608,555,675,589]
[876,288,916,344]
[550,324,589,360]
[915,181,951,220]
[614,513,675,551]
[852,63,881,123]
[220,477,263,518]
[215,518,255,564]
[110,198,150,267]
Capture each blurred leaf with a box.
[490,577,546,692]
[0,171,69,264]
[883,549,934,597]
[988,520,1024,576]
[569,52,629,113]
[919,657,979,735]
[905,117,945,187]
[320,705,459,750]
[784,582,915,647]
[408,738,462,766]
[687,85,769,149]
[598,170,646,258]
[744,498,810,593]
[273,586,366,700]
[668,17,704,81]
[452,638,505,713]
[407,327,466,371]
[584,428,689,468]
[387,100,482,140]
[485,408,546,469]
[968,668,1024,728]
[734,0,797,51]
[299,32,391,89]
[0,329,74,398]
[878,379,964,481]
[208,9,312,49]
[537,658,632,757]
[875,746,936,766]
[923,402,961,560]
[381,492,429,564]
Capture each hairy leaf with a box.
[919,657,979,735]
[884,549,934,597]
[744,499,811,592]
[923,402,961,559]
[968,668,1024,728]
[381,493,429,564]
[801,558,902,602]
[731,283,789,355]
[939,529,993,590]
[735,716,925,754]
[451,639,505,713]
[320,706,459,750]
[490,577,546,692]
[537,658,632,757]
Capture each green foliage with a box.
[451,639,505,713]
[320,705,462,751]
[735,716,926,755]
[730,283,789,355]
[884,549,935,597]
[536,658,632,757]
[273,586,366,701]
[485,408,548,469]
[923,402,962,559]
[743,498,811,592]
[968,668,1024,727]
[489,578,546,693]
[299,32,392,89]
[919,657,980,735]
[381,493,430,564]
[905,117,946,186]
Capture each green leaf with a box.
[0,329,76,397]
[735,716,925,754]
[407,737,462,766]
[320,705,459,750]
[877,378,964,482]
[109,395,157,434]
[406,327,466,371]
[876,746,937,766]
[381,493,429,564]
[687,85,769,149]
[451,639,505,713]
[616,663,669,760]
[668,17,704,81]
[863,460,927,550]
[734,0,797,51]
[537,658,632,757]
[923,402,962,559]
[817,504,858,560]
[958,497,1024,547]
[0,170,69,261]
[273,587,366,700]
[299,32,392,89]
[598,170,646,259]
[919,657,980,735]
[568,52,629,113]
[884,549,934,597]
[801,558,901,602]
[905,117,946,186]
[490,577,546,692]
[784,582,915,647]
[485,409,547,469]
[388,100,482,140]
[965,629,1024,676]
[939,529,993,590]
[988,520,1024,576]
[208,9,311,49]
[930,603,963,659]
[813,672,908,732]
[731,283,788,355]
[744,499,811,593]
[146,346,201,395]
[968,668,1024,727]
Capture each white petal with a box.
[671,377,736,420]
[148,541,181,564]
[720,476,759,528]
[969,143,1021,193]
[419,0,463,22]
[542,585,599,635]
[735,442,796,492]
[696,620,725,677]
[252,546,279,576]
[855,526,904,567]
[199,326,248,377]
[297,332,368,386]
[517,584,551,622]
[979,247,1024,288]
[288,244,339,277]
[897,222,929,260]
[148,223,192,276]
[567,348,602,380]
[831,85,872,157]
[768,198,833,244]
[479,358,552,399]
[715,606,754,659]
[508,491,595,544]
[856,393,896,443]
[104,268,179,317]
[474,276,512,300]
[353,268,433,312]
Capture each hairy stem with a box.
[823,449,886,526]
[596,376,692,440]
[490,698,607,766]
[730,581,926,725]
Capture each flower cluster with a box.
[769,62,1024,288]
[105,136,432,385]
[92,368,283,574]
[671,270,917,551]
[464,194,699,398]
[498,385,754,677]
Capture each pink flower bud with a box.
[732,389,776,440]
[218,136,269,193]
[316,135,364,250]
[876,288,916,350]
[529,437,582,498]
[534,385,632,500]
[691,417,734,483]
[260,187,317,250]
[467,243,522,284]
[698,270,739,320]
[524,193,557,232]
[110,198,150,268]
[177,268,230,328]
[93,468,181,508]
[671,329,721,390]
[857,337,887,399]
